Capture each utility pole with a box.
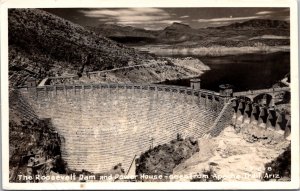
[150,137,154,149]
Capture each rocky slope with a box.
[77,57,209,84]
[8,9,154,86]
[9,90,66,182]
[136,136,199,181]
[173,126,290,182]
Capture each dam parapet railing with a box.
[29,75,291,104]
[22,82,225,100]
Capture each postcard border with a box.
[1,0,299,190]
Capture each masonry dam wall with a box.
[18,84,229,173]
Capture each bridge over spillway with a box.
[233,87,290,106]
[233,87,290,98]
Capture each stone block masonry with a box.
[9,89,39,121]
[19,84,225,173]
[209,100,235,137]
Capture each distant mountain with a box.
[87,24,156,38]
[88,22,202,44]
[215,19,290,30]
[86,24,158,44]
[163,22,192,31]
[86,19,289,49]
[8,9,154,86]
[154,22,203,43]
[156,22,203,43]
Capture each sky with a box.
[44,8,289,30]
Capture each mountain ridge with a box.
[87,19,290,45]
[163,22,192,31]
[215,19,290,29]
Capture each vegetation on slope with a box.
[190,167,222,182]
[9,118,66,182]
[9,90,66,182]
[262,144,291,181]
[136,135,199,181]
[8,9,154,86]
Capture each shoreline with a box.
[134,45,290,57]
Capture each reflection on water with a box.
[161,52,290,92]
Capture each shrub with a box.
[191,167,222,182]
[262,144,291,181]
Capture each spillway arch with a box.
[17,83,232,173]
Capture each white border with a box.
[1,0,299,190]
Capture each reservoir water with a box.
[162,52,290,92]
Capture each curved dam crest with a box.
[19,84,228,173]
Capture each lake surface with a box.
[161,52,290,92]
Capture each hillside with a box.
[9,90,66,182]
[136,136,199,180]
[8,9,154,86]
[216,19,289,30]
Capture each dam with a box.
[14,80,291,174]
[16,83,232,173]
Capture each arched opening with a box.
[274,91,290,105]
[232,99,239,113]
[276,113,288,131]
[253,94,273,106]
[266,109,277,128]
[237,96,252,103]
[243,103,252,119]
[250,104,260,122]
